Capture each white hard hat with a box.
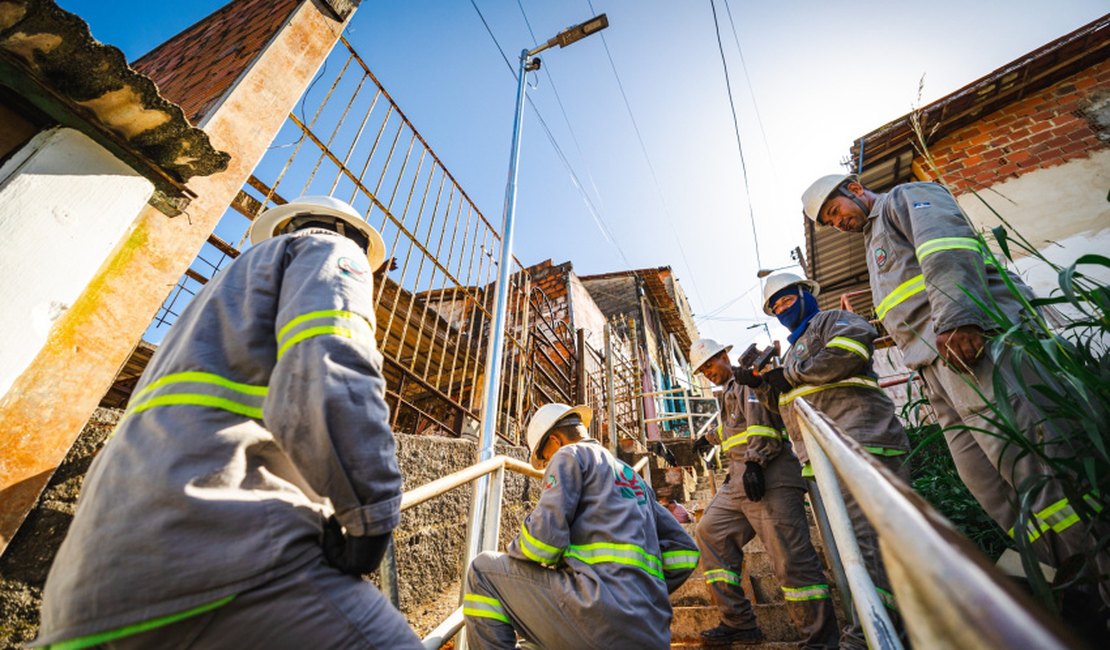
[526,403,593,470]
[249,195,387,271]
[762,272,821,315]
[689,338,732,374]
[801,173,857,222]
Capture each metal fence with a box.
[146,36,564,444]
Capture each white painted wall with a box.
[957,149,1110,300]
[0,127,153,397]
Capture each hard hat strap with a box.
[838,186,871,218]
[281,216,370,253]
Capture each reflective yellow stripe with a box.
[662,549,701,571]
[129,394,263,420]
[131,371,267,403]
[48,595,236,649]
[779,376,880,406]
[566,542,664,580]
[463,594,510,624]
[125,372,268,422]
[276,310,373,359]
[827,336,870,361]
[782,583,830,601]
[875,274,925,320]
[722,425,784,451]
[519,522,562,565]
[915,236,983,261]
[705,568,741,585]
[1007,493,1098,542]
[864,447,908,457]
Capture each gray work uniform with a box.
[464,439,698,649]
[697,375,838,648]
[865,182,1105,579]
[776,309,911,647]
[34,229,421,649]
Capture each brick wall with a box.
[924,58,1110,193]
[132,0,302,125]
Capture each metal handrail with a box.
[409,452,649,649]
[793,397,1078,650]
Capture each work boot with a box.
[699,622,764,646]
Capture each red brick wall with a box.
[132,0,302,125]
[924,58,1110,194]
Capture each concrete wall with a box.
[568,270,608,349]
[0,128,153,398]
[0,408,537,646]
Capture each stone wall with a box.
[0,409,536,648]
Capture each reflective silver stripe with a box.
[704,568,740,585]
[1008,493,1099,542]
[722,425,784,451]
[782,583,830,601]
[779,376,880,406]
[276,309,374,359]
[662,549,700,571]
[565,542,664,580]
[463,594,510,624]
[915,236,983,261]
[875,274,925,320]
[827,336,870,361]
[519,522,562,565]
[125,371,267,421]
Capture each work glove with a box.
[693,435,712,455]
[742,462,765,502]
[733,367,762,388]
[322,515,392,576]
[761,367,792,393]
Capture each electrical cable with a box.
[709,0,763,269]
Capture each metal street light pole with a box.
[459,12,609,623]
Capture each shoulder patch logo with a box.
[337,256,369,282]
[874,247,888,268]
[543,473,558,490]
[614,463,647,505]
[912,201,931,209]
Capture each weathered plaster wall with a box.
[0,409,535,647]
[0,128,152,397]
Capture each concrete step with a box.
[671,642,797,649]
[671,604,800,643]
[673,570,784,607]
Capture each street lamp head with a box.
[757,262,801,278]
[550,13,609,49]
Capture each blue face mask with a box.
[772,287,820,343]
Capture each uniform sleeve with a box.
[508,447,583,566]
[888,184,993,333]
[653,498,699,593]
[262,233,402,537]
[784,311,876,386]
[742,387,784,466]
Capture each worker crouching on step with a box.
[690,338,838,648]
[464,402,699,649]
[33,197,422,649]
[759,273,911,648]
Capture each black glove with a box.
[693,435,712,455]
[323,515,392,576]
[742,462,765,502]
[733,367,762,387]
[761,367,792,393]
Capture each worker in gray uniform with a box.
[34,196,422,649]
[801,174,1108,603]
[758,272,911,648]
[464,402,699,649]
[690,338,838,648]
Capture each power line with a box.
[468,0,632,268]
[722,0,778,181]
[583,0,709,313]
[709,0,763,269]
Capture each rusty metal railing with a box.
[143,36,579,443]
[793,397,1078,650]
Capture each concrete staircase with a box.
[669,469,838,648]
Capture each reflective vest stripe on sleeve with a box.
[826,336,870,361]
[519,522,563,565]
[276,309,374,359]
[124,371,268,421]
[565,541,664,580]
[704,568,741,585]
[779,376,881,406]
[915,236,984,261]
[463,594,510,624]
[875,274,926,320]
[662,549,700,571]
[721,425,785,452]
[1007,492,1102,543]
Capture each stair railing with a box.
[792,397,1078,650]
[395,453,648,649]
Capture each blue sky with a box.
[56,0,1108,350]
